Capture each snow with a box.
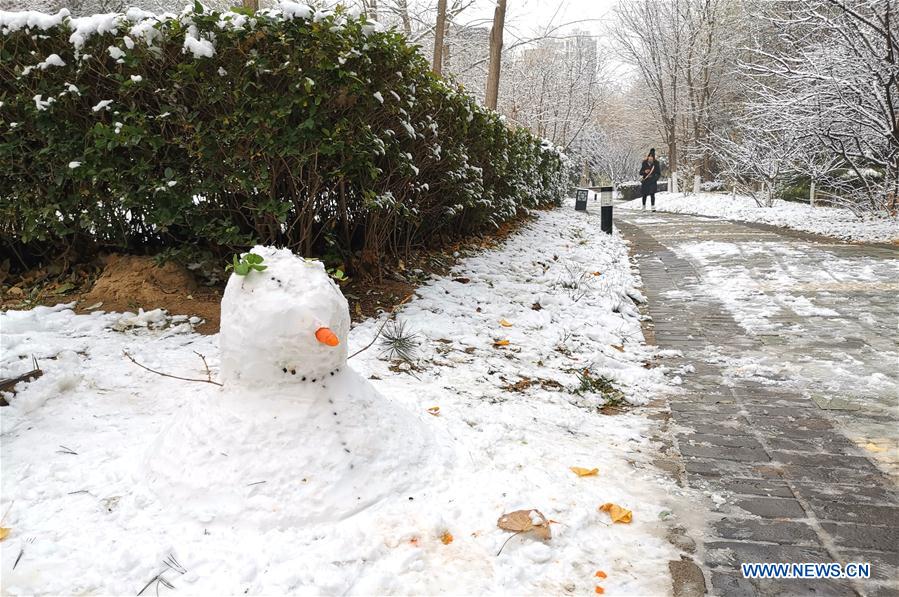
[33,94,54,110]
[280,0,313,20]
[183,26,215,58]
[0,9,69,32]
[68,161,81,169]
[621,192,899,244]
[107,45,125,59]
[0,205,696,595]
[91,99,112,112]
[373,91,384,104]
[68,13,120,49]
[22,53,66,74]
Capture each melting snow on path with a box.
[620,192,899,244]
[0,203,696,595]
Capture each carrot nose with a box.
[315,327,340,347]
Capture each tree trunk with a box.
[485,0,507,111]
[668,133,678,194]
[243,0,258,11]
[365,0,378,21]
[397,0,412,36]
[433,0,448,75]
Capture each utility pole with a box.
[485,0,506,111]
[433,0,448,75]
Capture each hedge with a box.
[0,3,569,272]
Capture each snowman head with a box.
[219,246,351,385]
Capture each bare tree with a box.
[745,0,899,214]
[613,0,686,192]
[709,123,801,207]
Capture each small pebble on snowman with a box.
[144,247,444,528]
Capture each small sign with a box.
[575,189,588,211]
[600,188,613,207]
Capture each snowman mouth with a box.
[315,327,340,347]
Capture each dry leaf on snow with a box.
[595,570,607,579]
[497,509,552,540]
[570,467,599,477]
[864,442,886,453]
[427,406,440,416]
[610,344,625,352]
[0,528,9,541]
[499,319,513,327]
[493,339,510,347]
[599,502,633,523]
[441,531,454,545]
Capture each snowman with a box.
[144,246,444,528]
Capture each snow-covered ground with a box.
[620,192,899,244]
[1,204,698,595]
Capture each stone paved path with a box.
[616,210,899,597]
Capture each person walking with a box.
[639,148,661,211]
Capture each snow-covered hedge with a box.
[0,3,569,269]
[618,181,641,201]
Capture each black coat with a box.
[639,159,661,194]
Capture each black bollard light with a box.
[600,186,613,234]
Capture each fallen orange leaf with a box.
[0,528,9,542]
[570,466,599,477]
[493,339,510,347]
[595,570,607,579]
[441,531,454,545]
[593,272,602,276]
[427,406,440,416]
[599,502,633,523]
[595,587,605,594]
[610,344,625,352]
[499,319,513,327]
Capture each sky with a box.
[458,0,619,45]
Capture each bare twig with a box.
[137,553,186,596]
[193,351,213,382]
[13,537,34,569]
[347,317,391,360]
[348,293,417,361]
[57,445,78,455]
[0,501,13,524]
[0,355,43,397]
[123,352,223,387]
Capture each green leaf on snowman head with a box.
[234,262,250,276]
[245,253,264,265]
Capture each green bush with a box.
[0,4,569,272]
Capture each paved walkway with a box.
[616,210,899,597]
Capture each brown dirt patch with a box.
[78,255,221,333]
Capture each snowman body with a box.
[144,247,444,528]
